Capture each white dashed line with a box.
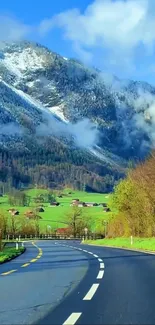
[63,312,82,325]
[98,258,103,262]
[100,262,104,269]
[82,250,88,253]
[83,283,99,300]
[97,270,104,279]
[93,254,98,258]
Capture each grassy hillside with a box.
[84,237,155,252]
[0,188,114,233]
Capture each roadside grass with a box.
[0,246,25,264]
[0,188,114,231]
[84,237,155,251]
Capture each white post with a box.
[16,238,19,250]
[131,235,133,245]
[22,242,24,247]
[19,235,21,242]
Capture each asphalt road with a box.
[1,240,155,325]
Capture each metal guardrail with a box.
[3,234,103,241]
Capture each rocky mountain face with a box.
[0,41,153,191]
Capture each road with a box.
[1,240,155,324]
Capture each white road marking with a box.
[97,270,104,279]
[83,284,99,300]
[93,254,98,258]
[98,258,103,262]
[63,313,82,325]
[82,250,88,253]
[100,262,104,269]
[88,252,94,255]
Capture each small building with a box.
[8,209,19,216]
[103,207,111,212]
[56,227,70,235]
[77,201,87,207]
[25,213,42,220]
[36,207,44,212]
[24,210,42,219]
[72,199,80,203]
[85,202,95,207]
[50,202,60,206]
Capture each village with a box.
[7,197,111,219]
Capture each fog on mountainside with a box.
[0,41,154,191]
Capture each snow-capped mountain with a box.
[0,40,154,190]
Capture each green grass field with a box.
[0,188,114,232]
[84,237,155,251]
[0,246,25,263]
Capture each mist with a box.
[107,75,155,151]
[37,111,99,148]
[0,123,22,136]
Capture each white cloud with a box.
[0,15,31,44]
[39,0,155,67]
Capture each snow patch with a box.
[0,57,22,78]
[48,106,68,123]
[1,79,51,116]
[27,81,35,88]
[89,147,122,168]
[3,48,46,73]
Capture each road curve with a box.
[1,240,155,325]
[0,240,88,325]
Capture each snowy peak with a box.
[0,42,52,78]
[0,40,154,163]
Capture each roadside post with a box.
[84,227,88,241]
[131,235,133,245]
[16,238,19,250]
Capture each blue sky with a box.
[1,0,155,85]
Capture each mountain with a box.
[0,41,153,192]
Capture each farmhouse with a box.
[8,209,19,216]
[103,207,111,212]
[78,201,86,207]
[24,210,42,219]
[72,199,80,205]
[85,202,98,207]
[56,227,70,235]
[50,202,60,206]
[36,207,44,212]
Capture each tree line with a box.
[0,139,120,193]
[108,152,155,237]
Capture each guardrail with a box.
[3,234,104,241]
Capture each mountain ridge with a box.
[0,41,153,191]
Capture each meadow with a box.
[84,237,155,252]
[0,188,114,232]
